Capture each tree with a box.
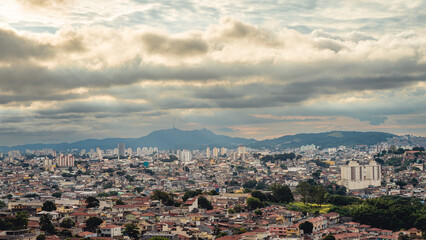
[123,223,140,239]
[271,183,294,204]
[86,217,103,232]
[246,197,263,210]
[296,181,312,203]
[243,179,257,189]
[151,190,176,206]
[395,181,407,189]
[149,237,169,240]
[323,234,336,240]
[39,214,55,235]
[208,189,219,195]
[198,196,213,210]
[299,221,313,234]
[280,163,287,170]
[234,205,244,213]
[60,218,75,228]
[59,229,72,237]
[0,200,6,208]
[182,189,203,201]
[134,187,144,193]
[409,178,418,187]
[312,185,327,207]
[52,192,62,198]
[251,190,267,202]
[42,201,56,212]
[36,235,46,240]
[86,196,100,208]
[414,217,426,231]
[232,228,247,234]
[12,211,28,230]
[115,199,125,205]
[312,170,321,179]
[349,196,424,231]
[326,184,346,196]
[254,209,262,216]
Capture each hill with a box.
[0,130,397,152]
[0,128,255,151]
[248,131,396,150]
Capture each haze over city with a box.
[0,0,425,146]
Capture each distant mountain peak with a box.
[0,129,397,152]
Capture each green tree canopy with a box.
[149,237,169,240]
[39,214,55,235]
[123,223,140,240]
[60,218,75,228]
[86,217,103,232]
[323,234,336,240]
[246,197,263,211]
[182,189,203,201]
[198,196,213,210]
[151,190,176,206]
[296,181,313,203]
[42,201,56,212]
[271,183,294,204]
[299,221,313,234]
[52,192,62,198]
[86,196,100,208]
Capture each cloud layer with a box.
[0,0,425,145]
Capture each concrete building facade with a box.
[341,161,381,190]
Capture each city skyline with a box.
[0,0,425,145]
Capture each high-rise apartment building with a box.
[238,145,246,157]
[206,147,211,158]
[220,147,227,155]
[118,143,125,156]
[56,154,75,167]
[212,147,219,158]
[179,149,192,162]
[341,161,381,190]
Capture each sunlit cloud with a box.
[0,0,425,145]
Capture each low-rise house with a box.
[100,224,122,237]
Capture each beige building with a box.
[341,161,381,190]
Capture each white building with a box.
[238,145,246,157]
[179,149,192,162]
[341,161,381,190]
[100,224,122,237]
[212,147,219,158]
[220,147,227,155]
[206,147,211,158]
[56,154,75,167]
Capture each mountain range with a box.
[0,128,396,152]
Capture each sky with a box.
[0,0,425,145]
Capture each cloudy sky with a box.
[0,0,425,145]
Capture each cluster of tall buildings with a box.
[177,149,192,162]
[206,147,228,158]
